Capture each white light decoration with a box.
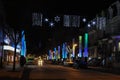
[83,18,86,22]
[87,24,91,27]
[45,18,49,22]
[3,45,20,53]
[49,22,54,27]
[92,21,96,25]
[4,35,10,44]
[54,16,60,22]
[63,15,80,27]
[32,13,43,26]
[4,39,10,44]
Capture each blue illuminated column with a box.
[84,33,88,57]
[62,43,65,59]
[65,42,68,59]
[78,36,82,57]
[48,50,52,60]
[21,31,26,57]
[54,47,57,60]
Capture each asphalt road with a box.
[21,64,120,80]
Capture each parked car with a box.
[88,58,102,66]
[73,59,88,69]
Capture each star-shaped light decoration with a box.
[54,16,60,22]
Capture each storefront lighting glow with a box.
[3,45,20,53]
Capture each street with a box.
[21,64,120,80]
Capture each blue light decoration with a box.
[62,43,65,59]
[64,42,68,59]
[84,33,88,57]
[54,47,57,60]
[78,36,82,57]
[58,46,60,59]
[62,43,68,59]
[48,50,52,60]
[21,31,26,57]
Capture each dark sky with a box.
[2,0,116,17]
[2,0,117,54]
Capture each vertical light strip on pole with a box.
[65,42,68,59]
[48,50,52,60]
[54,47,57,60]
[72,38,75,57]
[84,33,88,57]
[62,43,65,59]
[21,31,26,57]
[58,46,60,59]
[79,36,82,57]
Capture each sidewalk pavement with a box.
[88,66,120,75]
[0,64,23,80]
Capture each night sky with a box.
[2,0,117,55]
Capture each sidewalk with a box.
[0,64,23,80]
[88,66,120,75]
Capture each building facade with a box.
[88,0,120,68]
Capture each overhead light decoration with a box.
[87,24,91,27]
[83,18,86,22]
[45,18,49,22]
[49,22,54,27]
[4,35,10,44]
[92,21,96,25]
[54,16,60,22]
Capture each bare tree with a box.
[4,26,24,71]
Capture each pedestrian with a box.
[20,55,26,67]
